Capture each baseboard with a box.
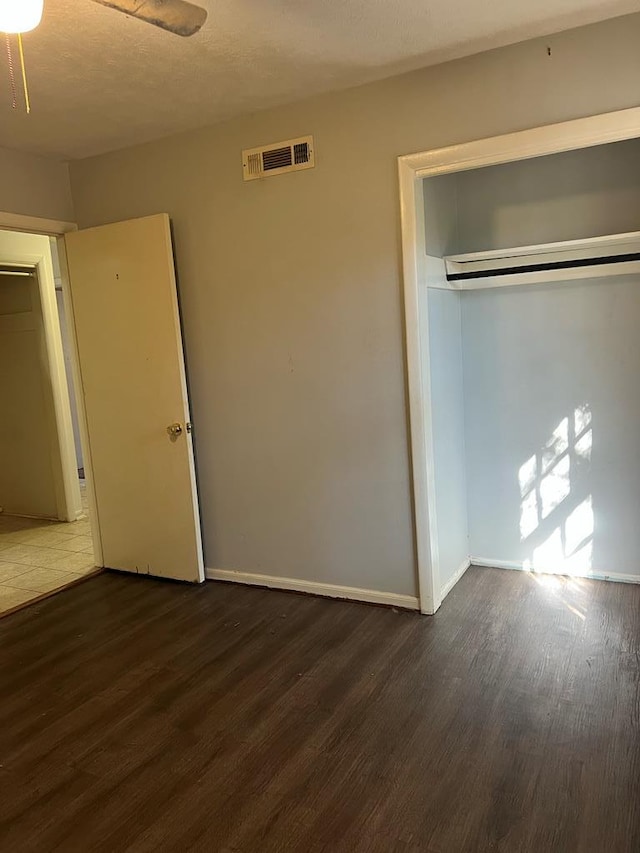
[440,557,472,601]
[205,568,420,610]
[0,510,58,522]
[470,557,640,585]
[471,557,523,572]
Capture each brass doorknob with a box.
[167,422,183,440]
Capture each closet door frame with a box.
[398,106,640,614]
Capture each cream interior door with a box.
[64,214,204,582]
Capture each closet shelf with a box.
[442,230,640,289]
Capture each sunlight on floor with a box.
[527,571,588,620]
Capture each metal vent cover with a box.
[242,136,315,181]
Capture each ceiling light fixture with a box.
[0,0,44,33]
[0,0,43,114]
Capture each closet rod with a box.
[447,251,640,282]
[0,269,35,277]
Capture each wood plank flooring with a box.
[0,566,638,852]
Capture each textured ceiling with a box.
[0,0,636,159]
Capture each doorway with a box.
[0,210,206,616]
[0,229,98,616]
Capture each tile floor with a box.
[0,483,97,616]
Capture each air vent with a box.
[242,135,315,181]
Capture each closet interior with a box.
[423,137,640,595]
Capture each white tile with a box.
[0,586,40,614]
[0,515,95,584]
[0,562,31,583]
[0,532,30,546]
[49,552,97,573]
[0,544,76,568]
[6,528,77,548]
[72,565,98,578]
[51,535,94,553]
[0,534,25,551]
[5,567,83,594]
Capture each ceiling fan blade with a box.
[90,0,207,37]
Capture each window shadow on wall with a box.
[518,403,593,580]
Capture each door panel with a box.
[64,214,204,582]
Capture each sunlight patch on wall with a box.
[518,454,537,495]
[574,403,591,436]
[540,454,570,518]
[575,429,592,461]
[519,405,594,578]
[519,489,538,539]
[529,527,564,569]
[565,496,594,555]
[542,417,569,474]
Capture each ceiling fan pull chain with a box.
[4,34,17,110]
[17,33,30,114]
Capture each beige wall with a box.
[0,269,58,519]
[0,230,81,522]
[0,145,74,222]
[69,13,640,596]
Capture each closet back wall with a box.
[454,137,640,252]
[455,139,640,581]
[463,277,640,580]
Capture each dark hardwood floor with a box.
[0,567,638,852]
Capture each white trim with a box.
[445,230,640,263]
[206,568,420,611]
[444,262,640,291]
[0,211,76,236]
[470,557,640,586]
[34,251,83,522]
[399,106,640,177]
[0,244,81,522]
[399,160,440,615]
[440,558,471,600]
[425,254,450,289]
[55,238,104,568]
[398,106,640,614]
[470,557,523,571]
[443,230,640,290]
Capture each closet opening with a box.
[399,110,640,613]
